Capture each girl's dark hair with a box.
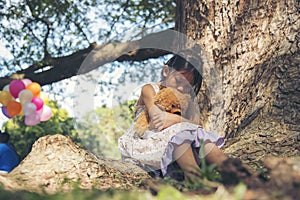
[165,50,203,96]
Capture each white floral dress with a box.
[118,83,224,178]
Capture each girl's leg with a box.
[173,142,227,181]
[174,142,200,181]
[204,142,227,166]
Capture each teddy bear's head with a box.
[154,87,190,116]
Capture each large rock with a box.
[0,134,150,194]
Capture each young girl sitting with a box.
[118,50,227,182]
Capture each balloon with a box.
[26,82,41,97]
[39,92,49,103]
[25,113,40,126]
[31,97,44,111]
[18,89,33,105]
[23,102,37,116]
[36,107,43,116]
[0,91,13,106]
[2,84,9,91]
[19,109,24,116]
[21,78,32,87]
[9,80,26,98]
[7,101,22,117]
[40,105,52,121]
[1,106,11,118]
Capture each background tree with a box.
[76,100,135,159]
[3,100,80,160]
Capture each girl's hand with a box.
[149,105,181,131]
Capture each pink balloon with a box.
[1,106,11,118]
[31,97,44,111]
[24,113,40,126]
[21,79,32,87]
[23,102,37,116]
[40,105,52,121]
[9,80,26,98]
[36,107,43,116]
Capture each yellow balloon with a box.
[0,91,13,106]
[39,92,49,104]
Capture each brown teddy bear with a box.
[134,87,190,138]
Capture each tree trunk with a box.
[180,0,300,161]
[0,134,150,194]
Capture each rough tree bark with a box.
[180,0,299,163]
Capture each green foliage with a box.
[0,184,155,200]
[76,100,136,159]
[0,182,248,200]
[157,185,187,200]
[2,100,80,160]
[0,0,175,73]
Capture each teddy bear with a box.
[134,87,190,138]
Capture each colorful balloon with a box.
[26,82,41,97]
[36,107,43,116]
[31,97,44,111]
[7,101,22,117]
[24,113,40,126]
[0,91,13,106]
[2,84,9,91]
[40,105,52,121]
[23,102,37,116]
[2,79,52,126]
[21,78,32,87]
[39,92,49,104]
[1,106,11,118]
[18,89,33,105]
[9,80,26,98]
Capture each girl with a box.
[118,50,227,182]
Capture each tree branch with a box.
[0,28,180,89]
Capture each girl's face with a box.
[162,66,194,94]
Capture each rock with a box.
[0,134,151,194]
[263,156,300,199]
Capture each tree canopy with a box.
[0,0,176,88]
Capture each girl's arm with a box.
[151,98,202,130]
[140,84,156,111]
[140,84,201,130]
[140,84,172,130]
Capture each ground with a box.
[0,134,299,200]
